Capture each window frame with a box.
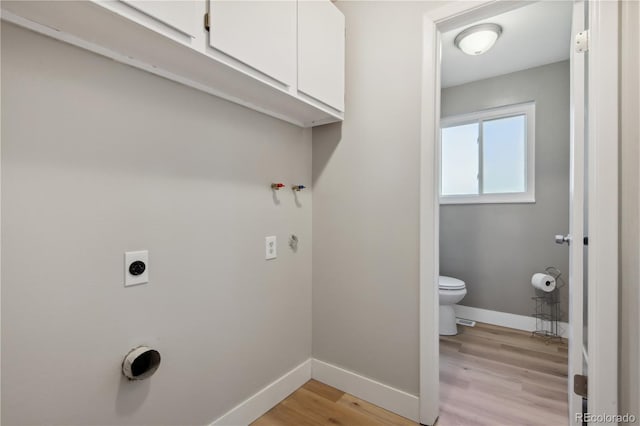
[439,101,536,205]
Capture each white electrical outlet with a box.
[125,250,149,287]
[265,236,277,260]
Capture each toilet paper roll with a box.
[531,273,556,292]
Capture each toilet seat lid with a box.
[439,276,466,290]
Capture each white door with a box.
[208,0,297,87]
[568,1,586,424]
[569,2,621,422]
[297,0,345,111]
[120,0,199,37]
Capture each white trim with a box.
[440,192,535,205]
[0,11,3,421]
[419,14,441,426]
[453,305,570,339]
[209,358,422,426]
[568,2,586,423]
[311,359,419,422]
[427,1,536,32]
[426,1,497,26]
[440,101,534,127]
[440,102,536,205]
[586,1,619,420]
[210,359,311,426]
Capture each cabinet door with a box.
[120,1,199,37]
[297,0,345,111]
[208,0,296,87]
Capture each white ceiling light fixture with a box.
[454,23,503,56]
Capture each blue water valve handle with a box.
[292,185,306,191]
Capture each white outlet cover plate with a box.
[125,250,149,287]
[265,236,277,260]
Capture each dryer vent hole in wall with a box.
[122,346,161,380]
[131,352,158,377]
[456,318,476,327]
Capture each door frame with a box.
[568,1,586,424]
[418,1,619,425]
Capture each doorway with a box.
[419,2,619,425]
[439,2,572,423]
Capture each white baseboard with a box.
[311,359,419,422]
[209,358,419,425]
[208,312,567,426]
[210,359,312,426]
[454,305,570,338]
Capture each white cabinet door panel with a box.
[120,0,199,37]
[297,0,345,111]
[208,0,296,87]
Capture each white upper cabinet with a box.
[297,0,345,111]
[119,1,199,38]
[1,0,344,126]
[208,0,297,87]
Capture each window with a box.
[440,102,535,204]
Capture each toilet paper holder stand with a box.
[531,266,564,341]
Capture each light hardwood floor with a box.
[252,322,568,426]
[251,379,416,426]
[438,322,568,426]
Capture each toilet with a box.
[439,275,467,336]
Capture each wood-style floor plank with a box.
[252,322,568,426]
[302,379,346,403]
[336,393,417,426]
[282,387,389,426]
[437,322,568,426]
[252,380,412,426]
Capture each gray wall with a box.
[1,23,312,425]
[312,1,442,396]
[440,61,570,321]
[619,0,640,420]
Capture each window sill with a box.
[439,194,536,205]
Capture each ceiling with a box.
[441,1,573,88]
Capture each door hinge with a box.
[575,30,589,53]
[204,12,210,32]
[574,374,588,398]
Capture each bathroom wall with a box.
[312,0,444,396]
[440,60,570,321]
[619,0,640,420]
[1,23,312,426]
